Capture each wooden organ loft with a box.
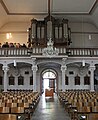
[28,15,72,48]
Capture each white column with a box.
[89,66,95,91]
[32,65,38,92]
[61,65,67,91]
[2,65,9,92]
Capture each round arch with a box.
[40,68,58,95]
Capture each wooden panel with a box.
[11,107,24,113]
[0,107,10,113]
[0,114,17,120]
[88,114,98,120]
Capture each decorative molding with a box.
[79,67,86,76]
[2,65,9,71]
[14,68,20,76]
[32,65,38,72]
[89,66,95,71]
[0,31,27,34]
[72,32,98,34]
[42,38,59,57]
[61,65,67,72]
[0,0,9,14]
[0,0,98,15]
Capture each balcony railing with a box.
[0,47,98,57]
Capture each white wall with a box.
[65,66,90,90]
[0,62,92,91]
[0,66,34,90]
[70,22,98,48]
[0,22,30,46]
[0,22,98,48]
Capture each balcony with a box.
[0,47,98,57]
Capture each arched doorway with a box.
[41,69,58,94]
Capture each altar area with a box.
[45,88,54,98]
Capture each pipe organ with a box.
[28,15,71,48]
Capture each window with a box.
[84,75,90,85]
[25,71,29,74]
[30,75,33,85]
[65,75,69,85]
[9,75,15,85]
[75,75,80,85]
[0,76,3,85]
[69,71,74,75]
[18,75,24,85]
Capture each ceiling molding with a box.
[1,31,98,34]
[72,31,98,34]
[89,0,98,14]
[8,12,48,15]
[0,31,27,34]
[0,0,9,14]
[0,0,98,15]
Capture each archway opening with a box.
[41,69,57,94]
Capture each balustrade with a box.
[0,47,98,57]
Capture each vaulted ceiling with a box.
[0,0,98,29]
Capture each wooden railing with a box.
[0,47,98,57]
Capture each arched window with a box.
[84,75,90,85]
[65,75,69,85]
[18,75,24,85]
[30,75,33,85]
[75,75,80,85]
[0,76,3,85]
[9,75,15,85]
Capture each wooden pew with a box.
[0,114,17,120]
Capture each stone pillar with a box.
[61,65,67,91]
[32,65,38,92]
[2,65,9,92]
[89,66,95,91]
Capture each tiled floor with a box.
[31,93,71,120]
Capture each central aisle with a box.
[31,94,71,120]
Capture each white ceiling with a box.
[0,0,98,29]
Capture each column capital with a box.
[32,65,38,72]
[89,66,95,71]
[2,65,9,72]
[61,65,67,72]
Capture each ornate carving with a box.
[14,68,20,76]
[42,38,59,57]
[61,65,67,72]
[79,67,86,75]
[62,58,67,66]
[32,65,38,72]
[2,66,9,72]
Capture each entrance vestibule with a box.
[41,69,57,94]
